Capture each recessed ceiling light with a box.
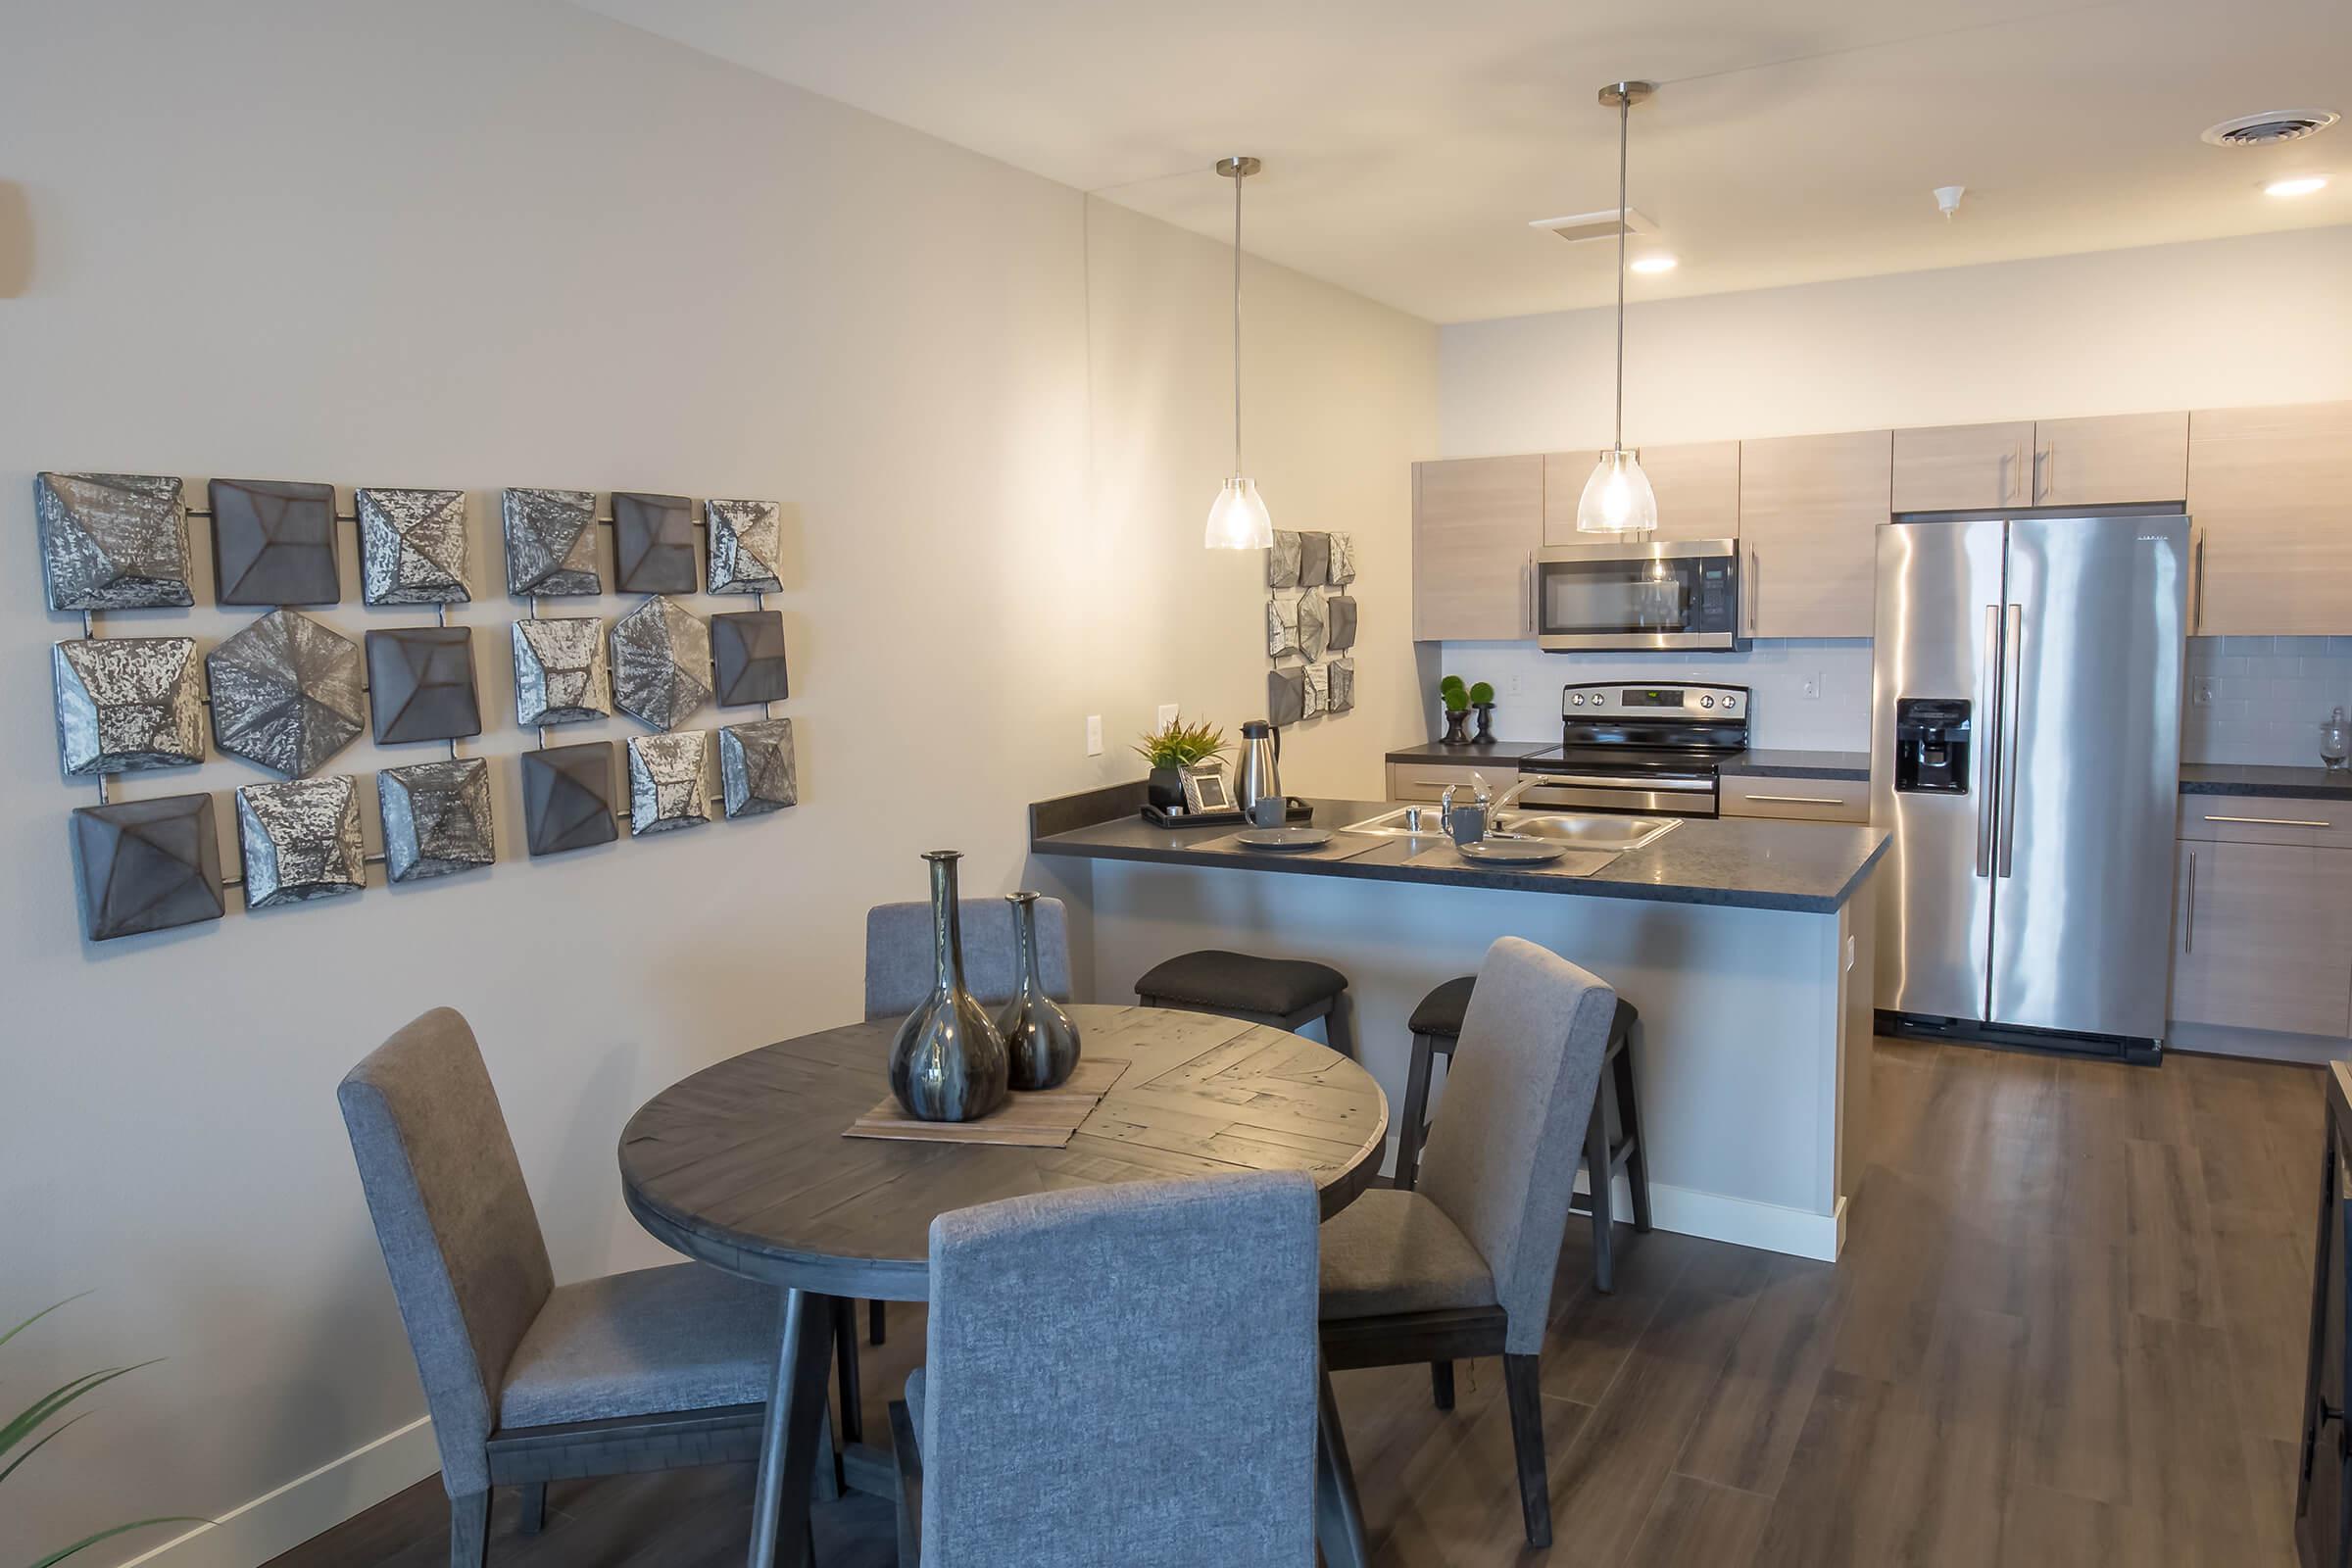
[1630,254,1678,273]
[2265,175,2329,197]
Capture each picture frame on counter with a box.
[1180,765,1233,815]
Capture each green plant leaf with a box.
[2,1362,162,1467]
[0,1412,85,1488]
[27,1517,211,1567]
[0,1297,90,1355]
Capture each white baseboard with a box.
[116,1415,437,1568]
[1646,1185,1846,1262]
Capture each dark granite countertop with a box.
[1030,792,1888,914]
[2179,764,2352,801]
[1719,750,1872,782]
[1385,739,1558,765]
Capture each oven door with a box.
[1536,540,1742,651]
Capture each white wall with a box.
[0,4,1434,1562]
[1438,225,2352,756]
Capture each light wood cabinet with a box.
[1719,775,1871,824]
[1735,430,1891,639]
[1412,456,1542,641]
[1892,421,2034,512]
[2170,837,2352,1038]
[1542,441,1740,545]
[2186,400,2352,636]
[1387,759,1509,802]
[2033,412,2187,508]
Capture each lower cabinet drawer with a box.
[1387,761,1510,802]
[1719,776,1871,823]
[2179,793,2352,851]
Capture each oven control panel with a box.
[1560,682,1749,718]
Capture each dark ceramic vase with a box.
[1442,709,1472,746]
[1474,704,1495,743]
[1147,765,1186,812]
[995,892,1082,1091]
[888,851,1010,1122]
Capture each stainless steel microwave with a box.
[1534,538,1746,652]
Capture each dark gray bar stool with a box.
[1395,975,1649,1294]
[1133,949,1354,1057]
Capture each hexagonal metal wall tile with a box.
[610,596,711,731]
[206,609,366,778]
[236,775,366,907]
[36,471,195,611]
[377,759,495,882]
[357,487,471,606]
[52,636,207,776]
[513,616,610,726]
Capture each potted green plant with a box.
[1469,681,1496,743]
[5,1295,204,1565]
[1134,716,1228,811]
[1439,676,1472,746]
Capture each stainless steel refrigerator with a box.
[1871,513,2187,1058]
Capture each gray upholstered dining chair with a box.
[338,1007,826,1567]
[1315,936,1616,1550]
[885,1171,1322,1568]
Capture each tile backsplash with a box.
[2184,637,2352,767]
[1439,639,1875,752]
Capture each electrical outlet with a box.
[1509,673,1524,696]
[1801,672,1823,701]
[1085,714,1102,756]
[1156,703,1180,730]
[2191,676,2216,707]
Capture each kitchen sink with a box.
[1492,811,1680,852]
[1338,805,1451,837]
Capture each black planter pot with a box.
[1442,709,1472,746]
[1147,765,1187,812]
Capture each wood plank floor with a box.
[270,1038,2325,1567]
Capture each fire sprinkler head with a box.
[1934,184,1966,220]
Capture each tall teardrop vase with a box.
[996,892,1082,1091]
[888,851,1009,1122]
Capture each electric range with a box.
[1513,681,1751,817]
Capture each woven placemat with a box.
[842,1057,1128,1148]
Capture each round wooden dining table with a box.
[618,1002,1390,1568]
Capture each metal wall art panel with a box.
[706,498,783,594]
[1326,658,1355,713]
[208,478,340,606]
[1267,666,1305,727]
[357,487,471,606]
[502,487,601,597]
[378,758,494,882]
[627,731,714,835]
[610,596,711,731]
[1297,531,1331,588]
[719,717,796,818]
[1326,531,1356,586]
[207,609,366,777]
[1266,530,1302,590]
[710,610,788,707]
[52,636,206,776]
[1325,594,1358,651]
[236,775,365,907]
[612,491,698,595]
[520,741,619,857]
[512,616,610,726]
[1298,592,1329,662]
[365,626,482,744]
[1301,662,1329,718]
[36,471,195,612]
[1265,596,1300,660]
[70,792,224,941]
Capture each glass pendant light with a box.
[1577,81,1660,534]
[1204,155,1274,550]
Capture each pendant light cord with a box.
[1613,88,1629,455]
[1232,166,1245,475]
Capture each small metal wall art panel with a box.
[70,792,224,941]
[357,487,471,606]
[610,596,712,731]
[512,616,610,726]
[1297,531,1331,588]
[366,626,482,744]
[1301,662,1329,718]
[1298,593,1329,661]
[36,471,195,611]
[710,610,788,707]
[502,487,601,597]
[377,758,494,882]
[719,717,796,818]
[521,741,619,857]
[209,478,340,606]
[1265,596,1300,659]
[1326,531,1356,585]
[706,498,783,594]
[1324,594,1357,651]
[1267,666,1305,727]
[207,609,366,777]
[1266,530,1302,590]
[1326,658,1355,713]
[52,636,206,776]
[236,775,366,907]
[627,731,714,836]
[612,491,698,595]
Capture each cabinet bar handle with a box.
[1996,451,2012,506]
[2183,851,2195,954]
[1742,794,1847,806]
[1746,547,1759,632]
[2192,529,2205,633]
[2200,813,2333,828]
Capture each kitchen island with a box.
[1029,787,1888,1260]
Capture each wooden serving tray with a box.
[842,1057,1129,1148]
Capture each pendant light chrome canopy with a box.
[1577,80,1659,535]
[1204,155,1274,550]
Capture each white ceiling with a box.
[574,0,2352,323]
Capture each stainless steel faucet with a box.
[1488,773,1552,815]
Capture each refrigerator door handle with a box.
[2192,527,2206,633]
[1976,604,2001,878]
[2183,850,2196,954]
[1996,603,2025,878]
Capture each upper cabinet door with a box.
[1892,421,2034,513]
[1736,430,1891,639]
[2034,412,2187,508]
[1412,456,1543,641]
[2187,400,2352,636]
[1541,440,1740,546]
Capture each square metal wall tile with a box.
[357,487,471,605]
[209,477,341,606]
[70,792,225,941]
[707,498,783,594]
[52,635,207,776]
[720,718,796,818]
[521,741,619,857]
[1266,596,1300,659]
[1326,531,1356,586]
[627,731,714,835]
[612,491,699,595]
[1267,666,1305,727]
[236,775,366,907]
[513,617,610,726]
[711,611,789,707]
[1325,594,1358,651]
[1326,659,1355,713]
[503,487,601,597]
[1297,531,1331,588]
[366,626,482,745]
[378,758,495,882]
[36,471,195,611]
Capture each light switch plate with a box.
[1085,714,1102,756]
[1156,703,1180,730]
[1802,672,1823,701]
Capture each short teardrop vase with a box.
[887,851,1010,1122]
[995,891,1082,1091]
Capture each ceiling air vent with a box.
[2200,109,2339,147]
[1531,207,1658,244]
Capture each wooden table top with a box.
[618,1004,1390,1299]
